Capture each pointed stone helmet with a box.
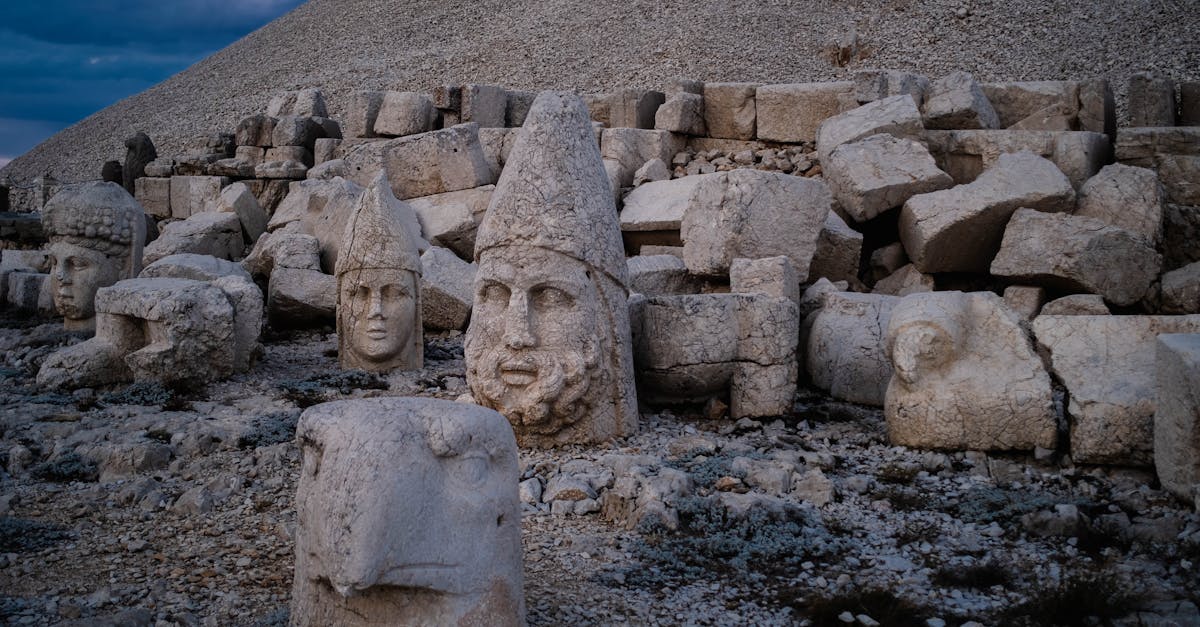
[335,173,423,277]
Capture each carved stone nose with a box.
[502,293,536,349]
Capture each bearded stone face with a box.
[47,241,124,330]
[465,246,605,435]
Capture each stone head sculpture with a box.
[41,181,146,331]
[335,174,423,372]
[465,91,638,447]
[291,398,523,627]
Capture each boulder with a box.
[169,175,228,220]
[142,212,243,265]
[654,93,706,136]
[1039,294,1110,316]
[816,95,924,163]
[729,256,798,304]
[824,133,954,223]
[419,247,474,331]
[342,123,495,200]
[1075,163,1163,245]
[268,267,336,327]
[1154,334,1200,505]
[803,291,898,406]
[1033,314,1200,465]
[681,169,830,279]
[1128,72,1177,127]
[809,212,862,285]
[900,151,1075,273]
[873,264,934,296]
[265,146,314,167]
[921,71,1001,130]
[213,182,268,243]
[1161,261,1200,314]
[374,92,435,137]
[408,185,493,260]
[853,70,929,106]
[627,255,696,297]
[991,209,1160,307]
[703,83,759,140]
[755,82,854,143]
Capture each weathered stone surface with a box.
[1033,314,1200,465]
[460,84,508,128]
[101,160,123,185]
[633,293,798,418]
[703,83,759,140]
[654,93,706,136]
[5,272,53,314]
[825,133,954,222]
[143,212,243,265]
[235,114,276,148]
[1075,163,1163,245]
[1114,126,1200,163]
[477,128,518,179]
[756,82,854,143]
[408,185,493,260]
[242,231,321,279]
[342,91,384,138]
[853,70,929,106]
[627,255,696,297]
[1155,334,1200,505]
[306,158,347,180]
[991,209,1161,307]
[922,71,1001,130]
[420,246,474,331]
[212,182,267,243]
[312,139,339,165]
[730,256,798,304]
[1161,261,1200,314]
[268,267,336,327]
[923,129,1110,190]
[505,89,537,128]
[869,242,908,283]
[981,81,1080,129]
[816,95,924,163]
[269,88,327,118]
[343,123,495,200]
[374,91,435,137]
[681,170,830,279]
[335,174,424,372]
[291,398,523,627]
[600,128,686,189]
[1181,81,1200,126]
[466,92,638,447]
[237,146,265,163]
[1007,104,1074,132]
[42,181,147,331]
[605,89,666,129]
[169,175,228,220]
[1156,154,1200,205]
[900,151,1075,273]
[803,291,898,406]
[873,264,934,296]
[268,177,368,274]
[265,146,314,167]
[256,160,309,180]
[1002,285,1045,320]
[122,132,157,195]
[1128,72,1177,127]
[272,116,324,152]
[633,159,670,187]
[619,174,712,233]
[886,291,1056,451]
[809,212,862,285]
[207,158,256,178]
[135,177,171,219]
[1039,294,1110,316]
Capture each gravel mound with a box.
[3,0,1198,184]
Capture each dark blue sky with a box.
[0,0,306,166]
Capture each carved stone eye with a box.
[447,453,489,488]
[480,283,510,305]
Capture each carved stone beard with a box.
[467,339,602,435]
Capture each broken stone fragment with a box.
[142,212,243,266]
[702,82,759,140]
[268,267,336,328]
[419,246,474,332]
[803,291,898,407]
[1075,163,1164,245]
[1154,334,1200,506]
[824,133,954,223]
[654,93,706,136]
[373,91,435,137]
[729,256,798,305]
[1038,294,1110,316]
[342,123,495,200]
[627,254,696,297]
[1127,72,1177,127]
[407,185,493,261]
[921,71,1001,130]
[756,82,854,143]
[816,95,924,164]
[809,212,862,286]
[212,182,268,243]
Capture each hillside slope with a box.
[3,0,1198,184]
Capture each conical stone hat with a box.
[474,91,628,288]
[335,173,422,276]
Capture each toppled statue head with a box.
[335,174,423,372]
[41,181,146,331]
[291,398,523,627]
[464,91,638,447]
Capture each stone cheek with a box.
[337,268,422,372]
[46,241,125,330]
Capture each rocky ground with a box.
[4,0,1199,184]
[1,312,1199,626]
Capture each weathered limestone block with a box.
[1002,285,1045,320]
[272,116,325,152]
[1007,104,1075,132]
[633,293,798,418]
[236,114,276,148]
[312,141,339,167]
[341,91,384,138]
[477,128,518,179]
[1156,155,1200,205]
[5,272,53,314]
[433,85,462,112]
[207,158,256,178]
[135,177,171,219]
[143,212,243,266]
[101,160,123,185]
[1040,294,1110,316]
[37,277,249,389]
[922,71,1001,130]
[420,247,474,332]
[1075,163,1163,244]
[756,82,854,143]
[853,70,929,106]
[600,128,686,189]
[1033,314,1200,465]
[633,159,670,186]
[374,92,435,137]
[268,88,327,118]
[1075,78,1116,136]
[654,93,706,136]
[342,124,495,200]
[981,81,1080,129]
[824,134,954,223]
[213,182,268,243]
[1161,262,1200,314]
[465,92,638,447]
[900,151,1075,273]
[122,132,156,195]
[809,212,862,285]
[170,176,228,220]
[681,170,831,279]
[291,398,523,627]
[815,95,924,163]
[307,159,348,181]
[991,209,1161,307]
[730,256,798,305]
[873,264,934,296]
[886,291,1056,451]
[42,182,147,331]
[242,231,321,279]
[618,174,713,249]
[605,89,666,129]
[460,84,508,128]
[237,146,265,163]
[336,175,424,371]
[703,83,760,140]
[266,146,314,167]
[268,178,369,274]
[1114,127,1200,164]
[268,268,336,327]
[1155,334,1200,505]
[505,89,536,128]
[869,242,908,283]
[408,185,494,261]
[1128,72,1177,127]
[257,161,309,180]
[627,255,696,297]
[923,129,1109,189]
[1181,81,1200,126]
[803,291,898,406]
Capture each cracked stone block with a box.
[419,246,474,331]
[1039,294,1110,316]
[268,267,336,328]
[213,182,268,243]
[135,177,171,219]
[981,81,1080,129]
[924,129,1110,190]
[374,92,435,138]
[1155,334,1200,505]
[342,123,495,200]
[922,71,1001,130]
[1128,72,1176,127]
[824,133,954,223]
[169,175,228,219]
[703,83,760,140]
[730,256,798,304]
[756,82,855,143]
[461,84,508,128]
[408,185,493,261]
[809,212,862,286]
[1075,163,1164,245]
[1161,262,1200,314]
[600,128,686,189]
[873,264,934,297]
[654,93,706,136]
[816,95,924,163]
[803,291,898,407]
[627,255,696,297]
[1002,286,1045,320]
[235,114,276,147]
[143,212,243,265]
[342,90,384,138]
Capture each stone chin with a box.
[465,341,602,435]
